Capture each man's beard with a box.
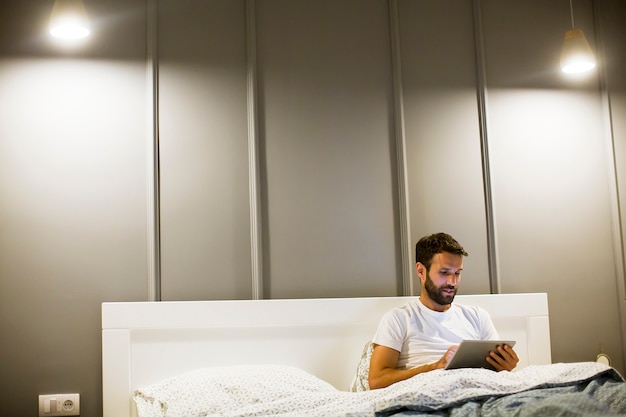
[424,272,457,306]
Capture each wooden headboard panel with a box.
[102,293,551,417]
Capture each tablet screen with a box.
[445,340,516,370]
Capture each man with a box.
[368,232,519,390]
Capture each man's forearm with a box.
[368,362,437,390]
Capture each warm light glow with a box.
[49,0,90,40]
[50,23,90,39]
[561,59,596,74]
[561,29,596,74]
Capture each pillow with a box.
[133,364,337,417]
[350,341,374,392]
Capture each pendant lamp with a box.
[49,0,90,39]
[560,0,595,73]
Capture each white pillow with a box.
[134,364,337,417]
[349,341,373,392]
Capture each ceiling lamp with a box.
[560,0,596,74]
[49,0,90,40]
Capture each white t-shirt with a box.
[371,298,500,369]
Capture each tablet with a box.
[445,340,516,370]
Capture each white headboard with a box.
[102,293,551,417]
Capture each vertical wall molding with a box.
[471,0,500,294]
[593,0,626,368]
[246,0,263,300]
[388,0,413,296]
[146,0,161,301]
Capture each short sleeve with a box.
[371,308,406,352]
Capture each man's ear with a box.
[415,262,426,282]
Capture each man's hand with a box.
[431,345,459,370]
[486,344,519,371]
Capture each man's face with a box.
[420,252,463,308]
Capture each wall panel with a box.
[158,0,252,300]
[256,0,401,298]
[481,0,623,371]
[0,2,149,416]
[399,0,491,294]
[597,0,626,369]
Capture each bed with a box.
[102,293,626,417]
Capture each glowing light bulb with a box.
[560,29,595,74]
[49,0,90,40]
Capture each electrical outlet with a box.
[38,393,80,416]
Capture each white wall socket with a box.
[38,393,80,416]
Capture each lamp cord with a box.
[569,0,576,29]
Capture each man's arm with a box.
[368,344,458,390]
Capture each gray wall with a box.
[0,0,624,416]
[481,0,624,368]
[0,1,149,417]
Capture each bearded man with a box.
[368,233,519,390]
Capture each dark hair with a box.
[415,233,468,271]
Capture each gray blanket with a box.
[375,365,626,416]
